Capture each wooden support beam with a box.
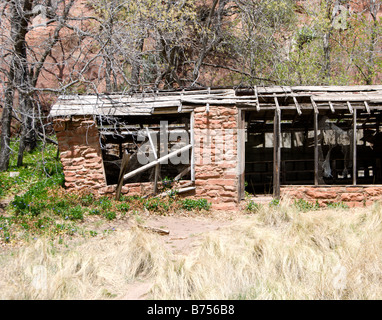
[347,101,354,114]
[273,108,281,199]
[138,225,170,235]
[146,127,160,194]
[123,144,192,182]
[274,94,280,114]
[353,108,357,186]
[115,150,131,200]
[314,112,319,186]
[174,166,191,181]
[292,95,302,115]
[364,100,371,114]
[190,111,195,182]
[310,96,319,114]
[238,109,246,201]
[254,85,260,112]
[157,186,196,198]
[206,87,210,113]
[328,101,335,113]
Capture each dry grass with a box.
[1,202,382,300]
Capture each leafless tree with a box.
[0,0,97,171]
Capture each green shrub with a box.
[269,199,280,207]
[161,176,173,190]
[326,201,349,209]
[294,199,320,212]
[180,198,211,211]
[144,197,171,212]
[66,205,84,221]
[103,211,116,220]
[88,208,101,215]
[246,200,262,212]
[51,199,71,216]
[97,196,112,210]
[81,193,95,206]
[116,202,130,212]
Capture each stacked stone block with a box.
[193,106,239,210]
[281,185,382,208]
[53,116,106,191]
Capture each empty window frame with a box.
[97,114,192,186]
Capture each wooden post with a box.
[190,111,195,182]
[146,127,160,194]
[115,150,131,200]
[237,109,246,201]
[353,106,357,186]
[273,97,281,199]
[314,111,319,186]
[254,86,260,112]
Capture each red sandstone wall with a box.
[52,105,242,209]
[281,185,382,208]
[193,106,239,210]
[52,105,242,210]
[54,117,106,191]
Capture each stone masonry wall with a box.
[193,106,239,210]
[281,185,382,208]
[54,116,106,191]
[53,106,241,209]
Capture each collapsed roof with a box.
[49,85,382,118]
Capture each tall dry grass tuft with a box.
[1,202,382,299]
[0,226,169,299]
[152,202,382,299]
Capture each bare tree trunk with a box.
[0,82,15,171]
[0,0,25,171]
[17,96,36,166]
[131,38,144,91]
[323,31,331,82]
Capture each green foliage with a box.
[0,218,11,243]
[96,196,113,210]
[103,211,117,221]
[11,176,63,216]
[326,201,349,210]
[144,197,171,213]
[294,199,320,212]
[269,199,280,207]
[246,200,262,213]
[161,176,174,190]
[88,208,101,216]
[66,205,84,221]
[116,202,130,212]
[180,198,211,211]
[80,193,95,206]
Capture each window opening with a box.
[97,114,191,186]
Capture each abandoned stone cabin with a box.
[49,85,382,210]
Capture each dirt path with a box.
[122,212,240,299]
